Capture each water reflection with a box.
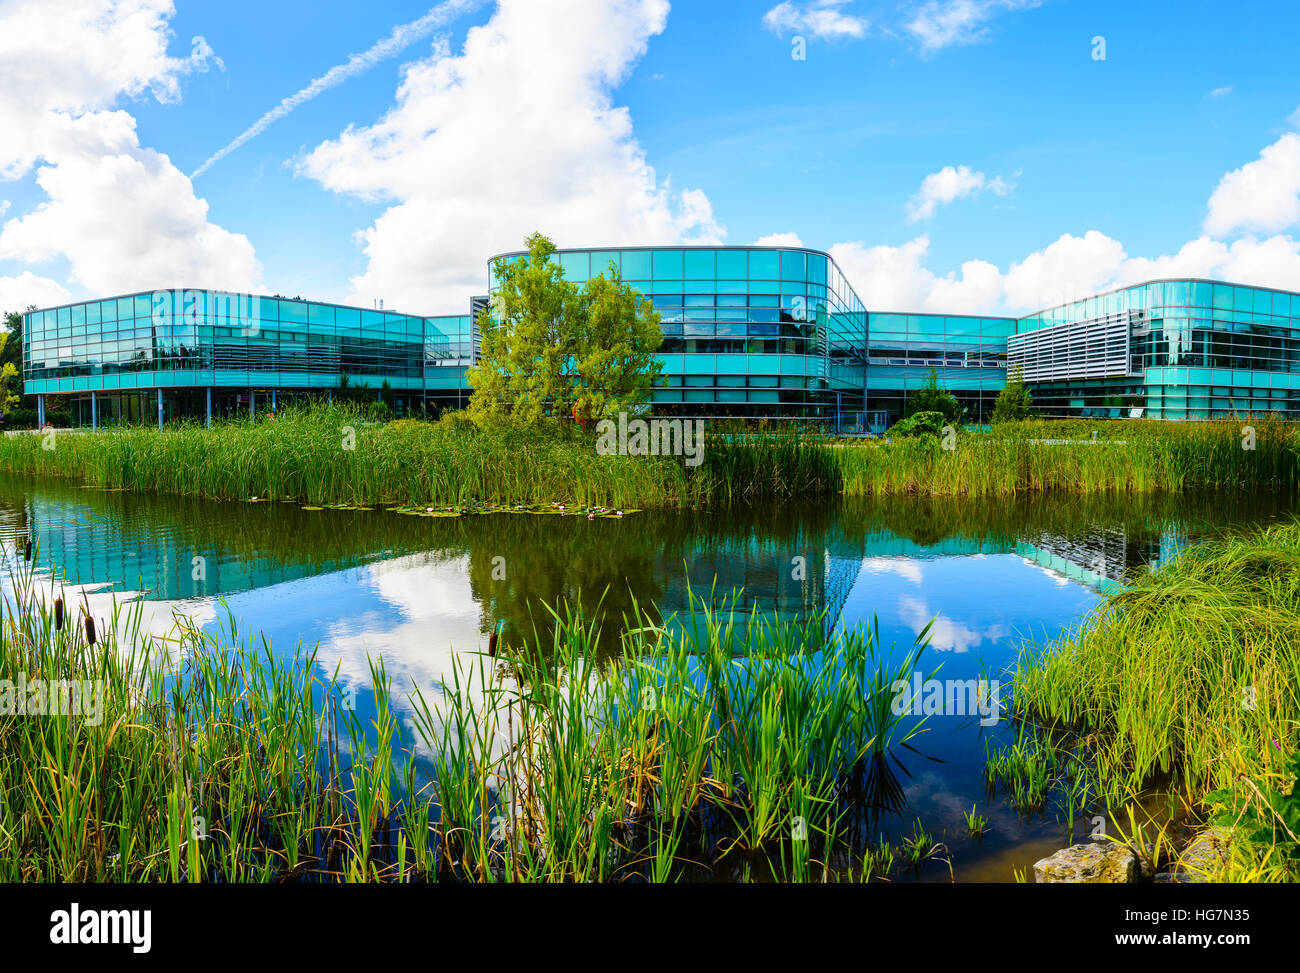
[1,475,1293,880]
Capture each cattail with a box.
[84,613,96,646]
[487,629,499,657]
[23,538,32,562]
[54,596,64,631]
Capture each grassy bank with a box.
[841,417,1300,496]
[1009,519,1300,879]
[0,405,1295,507]
[1,555,931,882]
[0,404,838,508]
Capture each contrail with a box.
[190,0,487,179]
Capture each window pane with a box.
[717,250,747,279]
[684,249,714,279]
[749,250,780,279]
[621,250,652,278]
[653,249,683,279]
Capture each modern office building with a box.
[19,245,1300,428]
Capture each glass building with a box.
[490,246,867,423]
[21,251,1300,427]
[1011,279,1300,420]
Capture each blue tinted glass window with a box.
[559,252,590,281]
[807,254,828,286]
[281,301,309,324]
[591,251,620,278]
[653,250,683,279]
[749,250,780,279]
[86,302,101,325]
[684,250,714,279]
[716,250,747,279]
[621,251,652,278]
[781,250,806,281]
[117,298,134,321]
[308,303,335,327]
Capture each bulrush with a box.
[53,596,63,631]
[84,612,96,646]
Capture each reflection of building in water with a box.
[1016,524,1190,595]
[7,493,414,601]
[654,526,1014,640]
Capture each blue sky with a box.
[2,0,1300,317]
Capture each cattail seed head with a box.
[84,613,96,646]
[54,597,64,631]
[23,539,32,562]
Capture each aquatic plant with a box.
[0,547,930,883]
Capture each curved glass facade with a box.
[1016,279,1300,420]
[490,246,867,421]
[20,260,1300,427]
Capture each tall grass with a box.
[0,403,839,509]
[839,417,1300,497]
[1009,519,1300,829]
[1,406,1292,508]
[0,547,929,882]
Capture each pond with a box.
[1,473,1293,881]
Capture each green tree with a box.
[904,367,963,423]
[1,310,26,415]
[990,365,1035,424]
[572,267,662,424]
[467,232,662,427]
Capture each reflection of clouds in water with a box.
[1019,559,1072,588]
[316,554,485,693]
[310,554,522,765]
[903,769,1022,838]
[859,557,924,586]
[897,595,1007,653]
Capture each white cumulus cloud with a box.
[761,0,869,40]
[298,0,723,313]
[755,232,805,247]
[906,164,1012,222]
[906,0,1041,56]
[0,271,71,317]
[1204,131,1300,238]
[0,0,258,304]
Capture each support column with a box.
[156,389,163,431]
[206,388,212,428]
[91,391,98,431]
[37,394,45,427]
[249,390,255,420]
[271,389,276,413]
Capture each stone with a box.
[1033,842,1140,883]
[1171,827,1231,882]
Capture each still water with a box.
[1,473,1294,880]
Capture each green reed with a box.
[0,407,1292,507]
[0,544,928,883]
[839,417,1300,497]
[1009,519,1300,866]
